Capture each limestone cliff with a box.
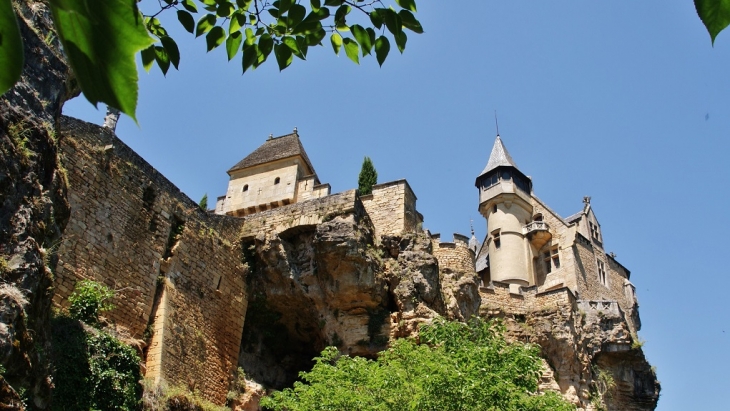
[0,1,75,409]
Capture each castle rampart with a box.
[431,233,476,275]
[360,179,422,239]
[56,117,247,403]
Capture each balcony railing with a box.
[523,221,549,234]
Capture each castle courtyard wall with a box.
[56,117,247,403]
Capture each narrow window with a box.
[243,184,249,192]
[597,259,607,286]
[492,204,498,213]
[274,177,280,184]
[492,230,501,249]
[552,248,560,268]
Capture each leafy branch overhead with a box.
[695,0,730,44]
[0,0,423,122]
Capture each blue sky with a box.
[63,2,729,409]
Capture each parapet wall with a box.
[360,179,421,239]
[431,233,476,274]
[239,189,362,239]
[480,281,576,315]
[56,117,247,403]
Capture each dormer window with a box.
[242,184,249,192]
[274,177,280,184]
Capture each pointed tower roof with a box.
[479,135,518,176]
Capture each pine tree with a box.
[358,157,378,196]
[198,193,208,211]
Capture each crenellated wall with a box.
[56,117,247,403]
[431,233,476,274]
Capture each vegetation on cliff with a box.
[261,317,575,411]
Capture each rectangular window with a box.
[551,248,560,268]
[543,247,560,273]
[597,259,607,286]
[492,230,501,249]
[543,251,552,273]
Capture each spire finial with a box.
[293,127,298,134]
[494,110,500,137]
[268,133,273,140]
[470,218,475,236]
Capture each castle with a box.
[215,130,640,332]
[53,119,656,409]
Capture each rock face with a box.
[238,212,470,389]
[0,1,75,409]
[485,299,660,411]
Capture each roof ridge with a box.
[478,135,519,176]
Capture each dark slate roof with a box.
[227,132,316,175]
[565,212,582,224]
[478,135,519,177]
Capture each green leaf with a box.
[382,8,403,36]
[334,4,350,25]
[146,17,168,37]
[296,36,309,58]
[282,36,304,59]
[49,0,154,122]
[182,0,198,13]
[217,1,234,17]
[206,26,226,51]
[0,0,24,96]
[242,44,258,72]
[226,30,243,60]
[306,27,326,46]
[288,4,306,28]
[395,0,417,12]
[196,14,217,37]
[274,43,293,70]
[343,38,359,64]
[324,0,343,6]
[374,35,390,66]
[257,34,274,64]
[695,0,730,44]
[351,24,372,56]
[154,46,170,75]
[398,10,423,34]
[277,0,293,13]
[311,0,321,12]
[140,45,155,72]
[236,0,253,11]
[394,31,407,53]
[229,11,246,33]
[244,27,256,46]
[177,10,195,33]
[160,36,180,69]
[369,9,383,29]
[330,32,342,55]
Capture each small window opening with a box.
[274,177,280,184]
[533,214,543,222]
[216,275,223,291]
[243,184,249,192]
[492,230,501,249]
[597,259,607,286]
[543,247,560,273]
[492,204,498,213]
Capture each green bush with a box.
[261,317,575,411]
[68,279,115,325]
[51,316,142,410]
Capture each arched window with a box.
[243,184,249,192]
[274,177,280,184]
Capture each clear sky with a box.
[63,2,729,409]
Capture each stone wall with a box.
[530,197,578,292]
[572,233,638,333]
[239,189,362,240]
[480,282,576,316]
[431,233,475,274]
[55,117,247,403]
[360,180,421,239]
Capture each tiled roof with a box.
[478,135,519,177]
[227,132,316,175]
[475,235,490,272]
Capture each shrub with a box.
[68,279,115,325]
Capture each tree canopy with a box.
[260,317,575,411]
[0,0,423,122]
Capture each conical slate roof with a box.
[227,131,316,175]
[478,135,518,177]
